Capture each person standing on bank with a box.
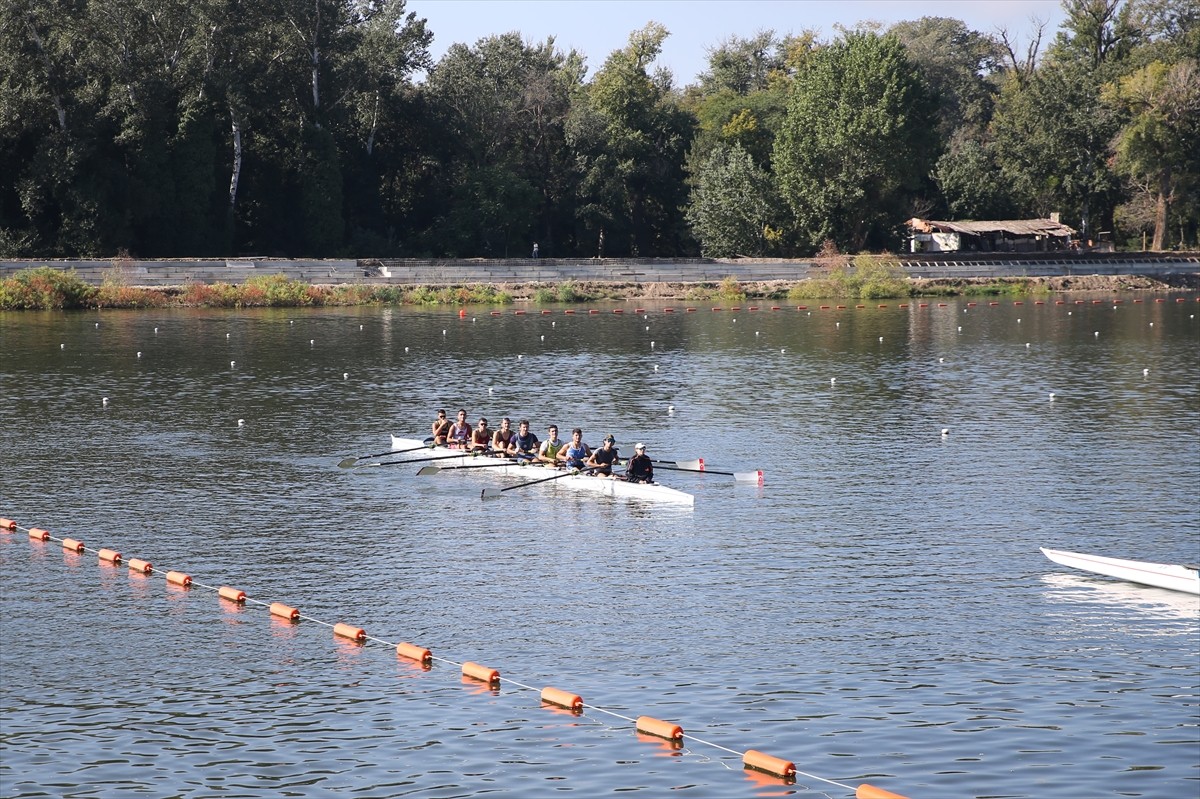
[532,242,539,258]
[586,434,620,477]
[624,442,653,483]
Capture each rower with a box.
[491,417,515,454]
[557,428,591,469]
[507,419,540,460]
[468,417,492,453]
[430,409,451,446]
[446,408,470,449]
[537,424,564,466]
[624,442,653,483]
[586,434,619,477]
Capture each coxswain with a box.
[624,442,653,483]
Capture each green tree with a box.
[685,143,779,257]
[774,31,935,252]
[575,22,694,256]
[1104,59,1200,249]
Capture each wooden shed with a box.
[909,217,1077,253]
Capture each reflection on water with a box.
[1,297,1198,799]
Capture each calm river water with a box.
[1,294,1198,799]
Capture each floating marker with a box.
[939,357,944,363]
[334,622,366,642]
[878,337,883,342]
[95,322,100,328]
[310,339,315,345]
[102,397,109,406]
[231,360,236,367]
[462,661,500,684]
[61,343,65,349]
[166,571,192,587]
[154,328,158,333]
[743,750,796,779]
[0,518,17,531]
[541,687,584,713]
[1094,331,1100,337]
[396,642,432,665]
[62,537,85,553]
[226,333,230,339]
[653,365,658,371]
[29,528,50,541]
[518,354,523,360]
[219,585,246,603]
[405,347,409,352]
[540,335,545,341]
[830,377,836,385]
[343,373,349,379]
[650,341,655,348]
[1026,342,1031,348]
[360,325,364,330]
[636,715,683,741]
[780,348,785,353]
[127,558,152,574]
[98,548,121,564]
[270,602,301,622]
[1049,393,1056,400]
[1143,368,1149,376]
[668,405,675,414]
[237,419,245,427]
[941,428,949,436]
[857,784,913,799]
[958,326,962,332]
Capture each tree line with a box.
[1,0,1196,260]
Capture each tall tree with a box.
[774,31,935,252]
[686,143,779,257]
[574,22,694,256]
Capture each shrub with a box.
[532,286,557,304]
[244,273,312,306]
[92,284,169,308]
[0,267,94,309]
[717,275,747,301]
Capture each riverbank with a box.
[2,266,1198,310]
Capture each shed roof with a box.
[909,218,1076,237]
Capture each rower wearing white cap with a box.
[624,442,654,483]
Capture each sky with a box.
[407,0,1070,85]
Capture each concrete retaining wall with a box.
[2,254,1197,286]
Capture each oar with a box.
[355,451,492,469]
[338,438,434,468]
[417,460,529,476]
[480,466,599,499]
[622,460,763,484]
[650,457,702,470]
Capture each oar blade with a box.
[337,457,359,469]
[674,459,703,471]
[416,466,442,476]
[480,487,504,500]
[734,470,764,485]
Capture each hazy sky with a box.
[408,0,1069,85]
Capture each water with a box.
[1,296,1198,799]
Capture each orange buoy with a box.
[541,309,552,314]
[748,306,758,311]
[938,302,948,307]
[1035,300,1045,305]
[588,309,599,314]
[636,715,683,741]
[856,784,912,799]
[967,302,977,307]
[820,305,830,309]
[270,602,300,622]
[458,309,467,318]
[836,305,847,310]
[62,537,85,553]
[612,308,623,314]
[166,570,192,587]
[664,307,675,313]
[796,305,808,310]
[540,686,583,712]
[918,303,928,308]
[127,558,152,574]
[396,642,432,664]
[0,518,16,531]
[29,527,50,541]
[730,306,741,311]
[634,308,646,313]
[98,548,121,563]
[462,661,500,684]
[218,585,246,603]
[712,307,722,312]
[1056,300,1066,305]
[855,304,865,309]
[771,306,781,310]
[989,301,999,306]
[513,310,526,315]
[489,311,501,316]
[877,304,888,309]
[333,622,366,642]
[742,749,796,779]
[899,303,909,308]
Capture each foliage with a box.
[787,256,910,299]
[686,144,780,257]
[774,31,936,253]
[0,267,94,309]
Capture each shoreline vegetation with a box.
[1,265,1196,312]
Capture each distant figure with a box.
[598,229,605,259]
[532,242,539,258]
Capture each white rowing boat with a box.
[390,436,695,505]
[1040,547,1200,595]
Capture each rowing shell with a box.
[390,436,695,505]
[1040,547,1200,595]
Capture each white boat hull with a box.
[1040,547,1200,595]
[391,436,694,505]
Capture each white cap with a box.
[635,442,646,450]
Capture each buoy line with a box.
[1,516,911,799]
